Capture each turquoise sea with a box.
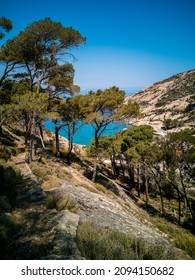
[44,87,141,145]
[44,120,128,146]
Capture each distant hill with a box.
[126,69,195,135]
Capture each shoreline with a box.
[43,129,86,156]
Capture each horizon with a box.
[1,0,195,89]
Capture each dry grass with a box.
[95,183,107,194]
[46,191,79,213]
[42,176,63,190]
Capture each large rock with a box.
[11,155,82,260]
[59,182,169,245]
[41,210,83,260]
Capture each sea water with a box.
[44,120,128,146]
[44,87,141,145]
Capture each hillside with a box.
[126,69,195,135]
[0,127,194,260]
[1,70,195,260]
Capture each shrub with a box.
[46,191,79,213]
[76,222,178,260]
[174,233,195,259]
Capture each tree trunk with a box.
[158,183,165,214]
[137,166,141,198]
[142,164,149,204]
[92,131,99,183]
[92,156,98,183]
[128,164,135,185]
[111,154,118,177]
[55,123,60,156]
[145,177,150,204]
[119,156,125,179]
[25,114,30,144]
[179,169,195,222]
[27,114,35,163]
[177,189,181,226]
[39,123,45,149]
[67,126,74,164]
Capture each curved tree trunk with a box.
[39,123,45,149]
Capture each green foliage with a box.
[174,233,195,259]
[0,134,17,161]
[82,87,140,181]
[76,222,178,260]
[1,18,85,93]
[82,87,140,127]
[87,135,114,158]
[5,17,85,63]
[162,118,183,130]
[116,125,154,156]
[48,64,75,95]
[46,191,79,213]
[0,16,12,39]
[13,91,49,119]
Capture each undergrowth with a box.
[76,222,180,260]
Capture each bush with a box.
[76,222,178,260]
[46,191,79,213]
[174,233,195,259]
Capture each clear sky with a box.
[1,0,195,90]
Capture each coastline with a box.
[43,129,86,156]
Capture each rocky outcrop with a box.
[51,181,169,246]
[11,153,83,260]
[41,210,82,260]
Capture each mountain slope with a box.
[126,69,195,135]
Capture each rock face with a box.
[126,69,195,135]
[11,154,82,260]
[54,182,169,245]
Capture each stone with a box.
[50,210,80,237]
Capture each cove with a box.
[44,120,128,146]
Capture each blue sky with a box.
[1,0,195,90]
